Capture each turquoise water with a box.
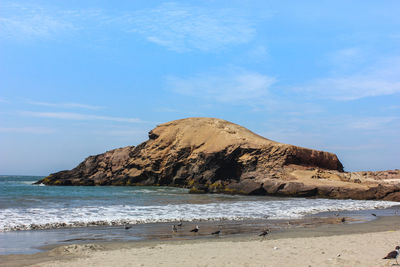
[1,175,399,254]
[1,175,398,232]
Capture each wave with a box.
[0,198,398,231]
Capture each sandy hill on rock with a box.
[150,117,275,153]
[37,117,400,201]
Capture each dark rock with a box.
[36,117,400,201]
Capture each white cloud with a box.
[27,100,103,110]
[166,69,276,103]
[0,3,76,40]
[98,129,143,136]
[0,2,106,41]
[20,111,142,123]
[298,56,400,100]
[0,127,55,134]
[0,2,258,51]
[349,117,399,130]
[122,2,256,52]
[326,47,367,71]
[246,45,269,61]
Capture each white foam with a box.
[0,198,398,231]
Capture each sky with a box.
[1,0,399,175]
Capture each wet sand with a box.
[2,215,400,267]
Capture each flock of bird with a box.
[124,213,400,265]
[171,223,221,235]
[124,222,268,239]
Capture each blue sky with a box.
[1,0,399,175]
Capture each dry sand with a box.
[2,216,400,267]
[30,230,400,267]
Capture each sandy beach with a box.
[2,216,400,267]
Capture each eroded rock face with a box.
[36,118,400,201]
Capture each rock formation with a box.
[36,117,400,201]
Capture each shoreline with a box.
[2,215,400,266]
[0,206,389,255]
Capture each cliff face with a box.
[37,117,400,201]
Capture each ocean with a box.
[0,175,399,254]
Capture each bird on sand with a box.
[190,225,199,233]
[124,224,132,230]
[341,217,346,223]
[177,221,183,227]
[259,228,270,240]
[383,245,400,265]
[211,230,221,235]
[172,225,177,232]
[371,213,377,217]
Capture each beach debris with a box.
[52,244,104,256]
[124,224,132,230]
[273,247,279,250]
[190,225,199,233]
[259,228,270,240]
[337,254,341,257]
[172,225,178,232]
[383,245,400,265]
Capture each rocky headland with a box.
[36,117,400,201]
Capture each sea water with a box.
[0,175,399,254]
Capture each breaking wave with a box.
[1,198,397,231]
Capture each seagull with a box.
[259,228,270,240]
[177,221,183,227]
[124,224,132,230]
[190,225,199,233]
[172,225,177,232]
[341,217,346,223]
[371,213,377,217]
[383,246,400,265]
[211,230,221,235]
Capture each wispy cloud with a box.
[246,45,269,61]
[120,2,256,52]
[0,2,76,40]
[1,2,259,52]
[297,56,400,100]
[166,68,276,103]
[0,2,106,41]
[349,116,399,130]
[0,127,55,134]
[21,111,142,123]
[326,47,367,71]
[95,128,144,137]
[27,100,104,110]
